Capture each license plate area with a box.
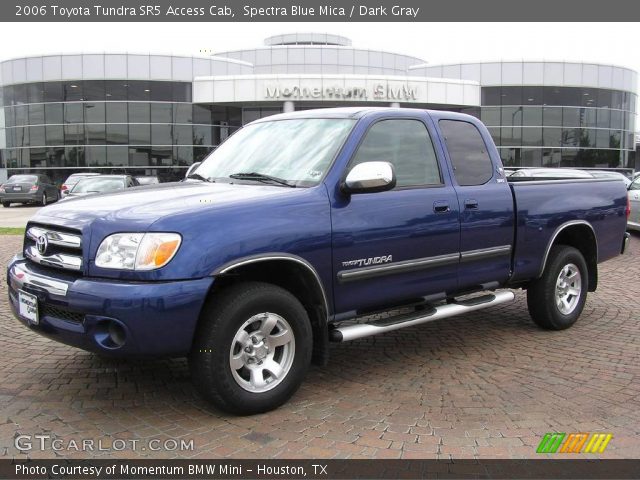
[18,290,39,325]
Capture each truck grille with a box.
[24,224,83,272]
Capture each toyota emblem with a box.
[36,234,49,255]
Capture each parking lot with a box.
[0,205,41,228]
[0,233,638,460]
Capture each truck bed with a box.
[507,177,629,285]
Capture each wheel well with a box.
[549,225,598,291]
[210,260,330,365]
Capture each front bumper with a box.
[622,232,631,254]
[7,255,214,357]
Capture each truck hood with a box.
[32,181,296,229]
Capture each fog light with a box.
[94,319,128,349]
[108,321,126,347]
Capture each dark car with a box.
[62,175,139,200]
[60,172,101,198]
[0,174,59,207]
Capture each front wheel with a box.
[2,202,9,208]
[527,245,588,330]
[189,282,313,415]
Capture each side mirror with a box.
[342,162,396,194]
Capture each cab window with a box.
[349,119,442,188]
[439,120,494,186]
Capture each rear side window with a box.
[439,120,494,186]
[350,119,441,187]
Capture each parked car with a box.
[8,108,630,415]
[0,174,59,207]
[589,170,632,188]
[509,168,594,179]
[135,176,160,185]
[60,172,101,197]
[62,175,139,200]
[628,177,640,232]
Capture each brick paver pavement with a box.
[1,234,639,459]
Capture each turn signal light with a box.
[626,194,631,219]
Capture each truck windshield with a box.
[196,118,355,187]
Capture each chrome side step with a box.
[329,290,516,342]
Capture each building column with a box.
[283,101,295,113]
[389,102,400,108]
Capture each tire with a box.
[41,193,48,206]
[527,245,588,330]
[189,282,313,415]
[2,202,9,208]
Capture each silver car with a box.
[509,168,595,179]
[589,170,632,188]
[629,177,640,232]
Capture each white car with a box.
[589,170,632,188]
[628,177,640,232]
[60,172,101,197]
[509,168,594,179]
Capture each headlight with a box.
[95,233,182,270]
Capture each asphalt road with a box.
[0,204,42,228]
[1,233,639,460]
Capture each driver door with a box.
[331,117,460,316]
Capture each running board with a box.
[329,290,516,342]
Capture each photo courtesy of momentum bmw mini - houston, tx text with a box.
[1,1,640,478]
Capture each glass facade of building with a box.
[0,44,637,184]
[478,86,636,168]
[0,80,242,182]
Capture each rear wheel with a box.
[41,193,48,206]
[527,245,588,330]
[2,202,9,208]
[189,282,312,415]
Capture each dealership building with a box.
[0,32,637,183]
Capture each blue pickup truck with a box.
[7,108,630,414]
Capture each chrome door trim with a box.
[460,245,512,263]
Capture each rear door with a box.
[437,119,515,291]
[331,115,460,315]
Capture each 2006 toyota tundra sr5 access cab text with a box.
[8,108,631,414]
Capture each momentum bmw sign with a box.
[192,74,481,106]
[264,84,419,101]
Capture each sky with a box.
[0,22,638,73]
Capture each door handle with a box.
[433,201,450,213]
[464,199,479,209]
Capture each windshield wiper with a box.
[228,172,296,188]
[187,172,215,183]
